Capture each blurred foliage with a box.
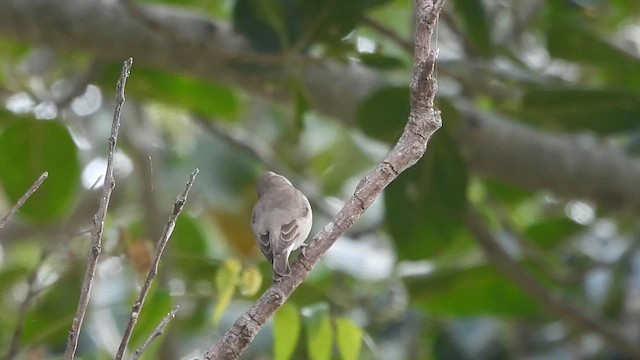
[1,0,640,359]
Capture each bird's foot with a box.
[299,243,309,258]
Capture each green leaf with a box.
[170,214,214,281]
[523,217,583,250]
[359,53,406,70]
[99,65,240,119]
[212,258,242,326]
[356,86,409,143]
[521,88,640,133]
[385,127,469,259]
[0,265,29,292]
[303,303,333,360]
[0,119,79,223]
[407,264,539,316]
[453,0,493,57]
[335,318,362,360]
[546,23,640,88]
[22,267,83,347]
[274,303,301,360]
[238,264,263,297]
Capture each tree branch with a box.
[64,57,133,360]
[456,105,640,215]
[0,171,48,232]
[133,306,180,360]
[115,169,198,360]
[3,0,640,216]
[195,1,445,358]
[465,208,640,359]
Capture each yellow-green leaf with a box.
[212,258,242,326]
[238,264,263,297]
[303,304,333,360]
[274,303,300,360]
[335,318,362,360]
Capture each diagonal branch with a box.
[0,171,48,232]
[115,169,199,360]
[195,1,445,359]
[133,306,180,360]
[465,208,640,359]
[64,58,133,360]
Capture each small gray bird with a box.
[251,171,312,280]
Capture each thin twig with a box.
[196,1,445,358]
[64,57,133,360]
[115,169,199,360]
[0,172,48,232]
[132,306,180,360]
[465,208,640,359]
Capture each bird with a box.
[251,171,312,281]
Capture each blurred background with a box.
[1,0,640,359]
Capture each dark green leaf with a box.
[99,65,240,120]
[523,217,583,249]
[385,128,469,259]
[170,214,214,281]
[356,86,409,143]
[407,264,539,316]
[521,88,640,133]
[359,53,406,70]
[22,267,82,347]
[453,0,493,57]
[0,119,79,223]
[546,24,640,88]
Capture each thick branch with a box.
[2,0,640,216]
[64,58,133,360]
[196,1,444,359]
[456,107,640,214]
[0,0,384,122]
[465,209,640,359]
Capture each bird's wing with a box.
[271,217,301,255]
[251,206,273,264]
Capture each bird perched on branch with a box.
[251,171,313,281]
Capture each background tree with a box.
[1,0,640,359]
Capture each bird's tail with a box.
[272,253,292,281]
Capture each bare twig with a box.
[132,306,180,360]
[64,57,133,360]
[196,1,444,359]
[0,172,48,232]
[115,169,199,360]
[465,208,640,359]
